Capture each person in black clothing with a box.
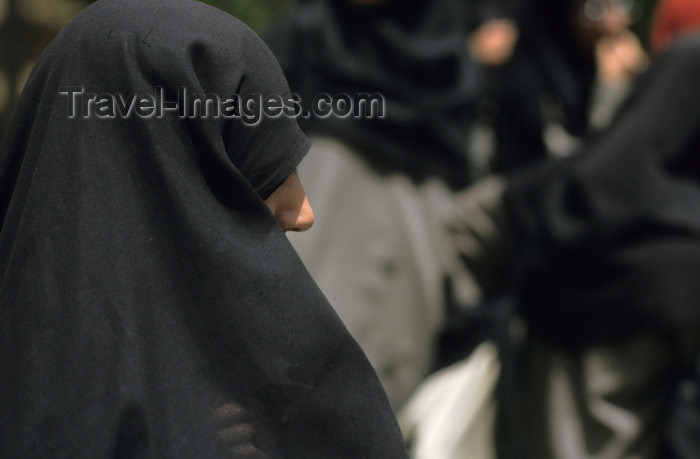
[449,32,700,459]
[0,0,408,456]
[480,0,646,174]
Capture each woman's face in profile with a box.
[264,171,315,232]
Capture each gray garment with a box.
[517,334,679,459]
[288,136,479,410]
[446,176,691,459]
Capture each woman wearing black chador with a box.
[0,0,407,457]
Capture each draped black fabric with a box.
[486,0,597,172]
[504,34,700,347]
[517,0,596,136]
[0,0,407,456]
[264,0,477,189]
[464,0,516,32]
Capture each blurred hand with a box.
[446,175,513,296]
[214,403,268,458]
[468,19,520,66]
[596,30,648,85]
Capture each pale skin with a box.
[264,170,314,232]
[468,19,520,66]
[574,0,648,85]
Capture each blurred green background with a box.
[0,0,659,140]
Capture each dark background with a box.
[0,0,659,141]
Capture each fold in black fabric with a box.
[518,0,596,136]
[504,34,700,347]
[0,0,406,456]
[264,0,477,189]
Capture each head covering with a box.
[504,34,700,347]
[0,0,407,456]
[464,0,516,32]
[264,0,477,189]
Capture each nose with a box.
[264,171,315,232]
[275,195,315,232]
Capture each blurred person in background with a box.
[477,0,647,174]
[397,2,650,456]
[465,0,520,67]
[447,29,700,459]
[264,0,482,411]
[463,0,521,178]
